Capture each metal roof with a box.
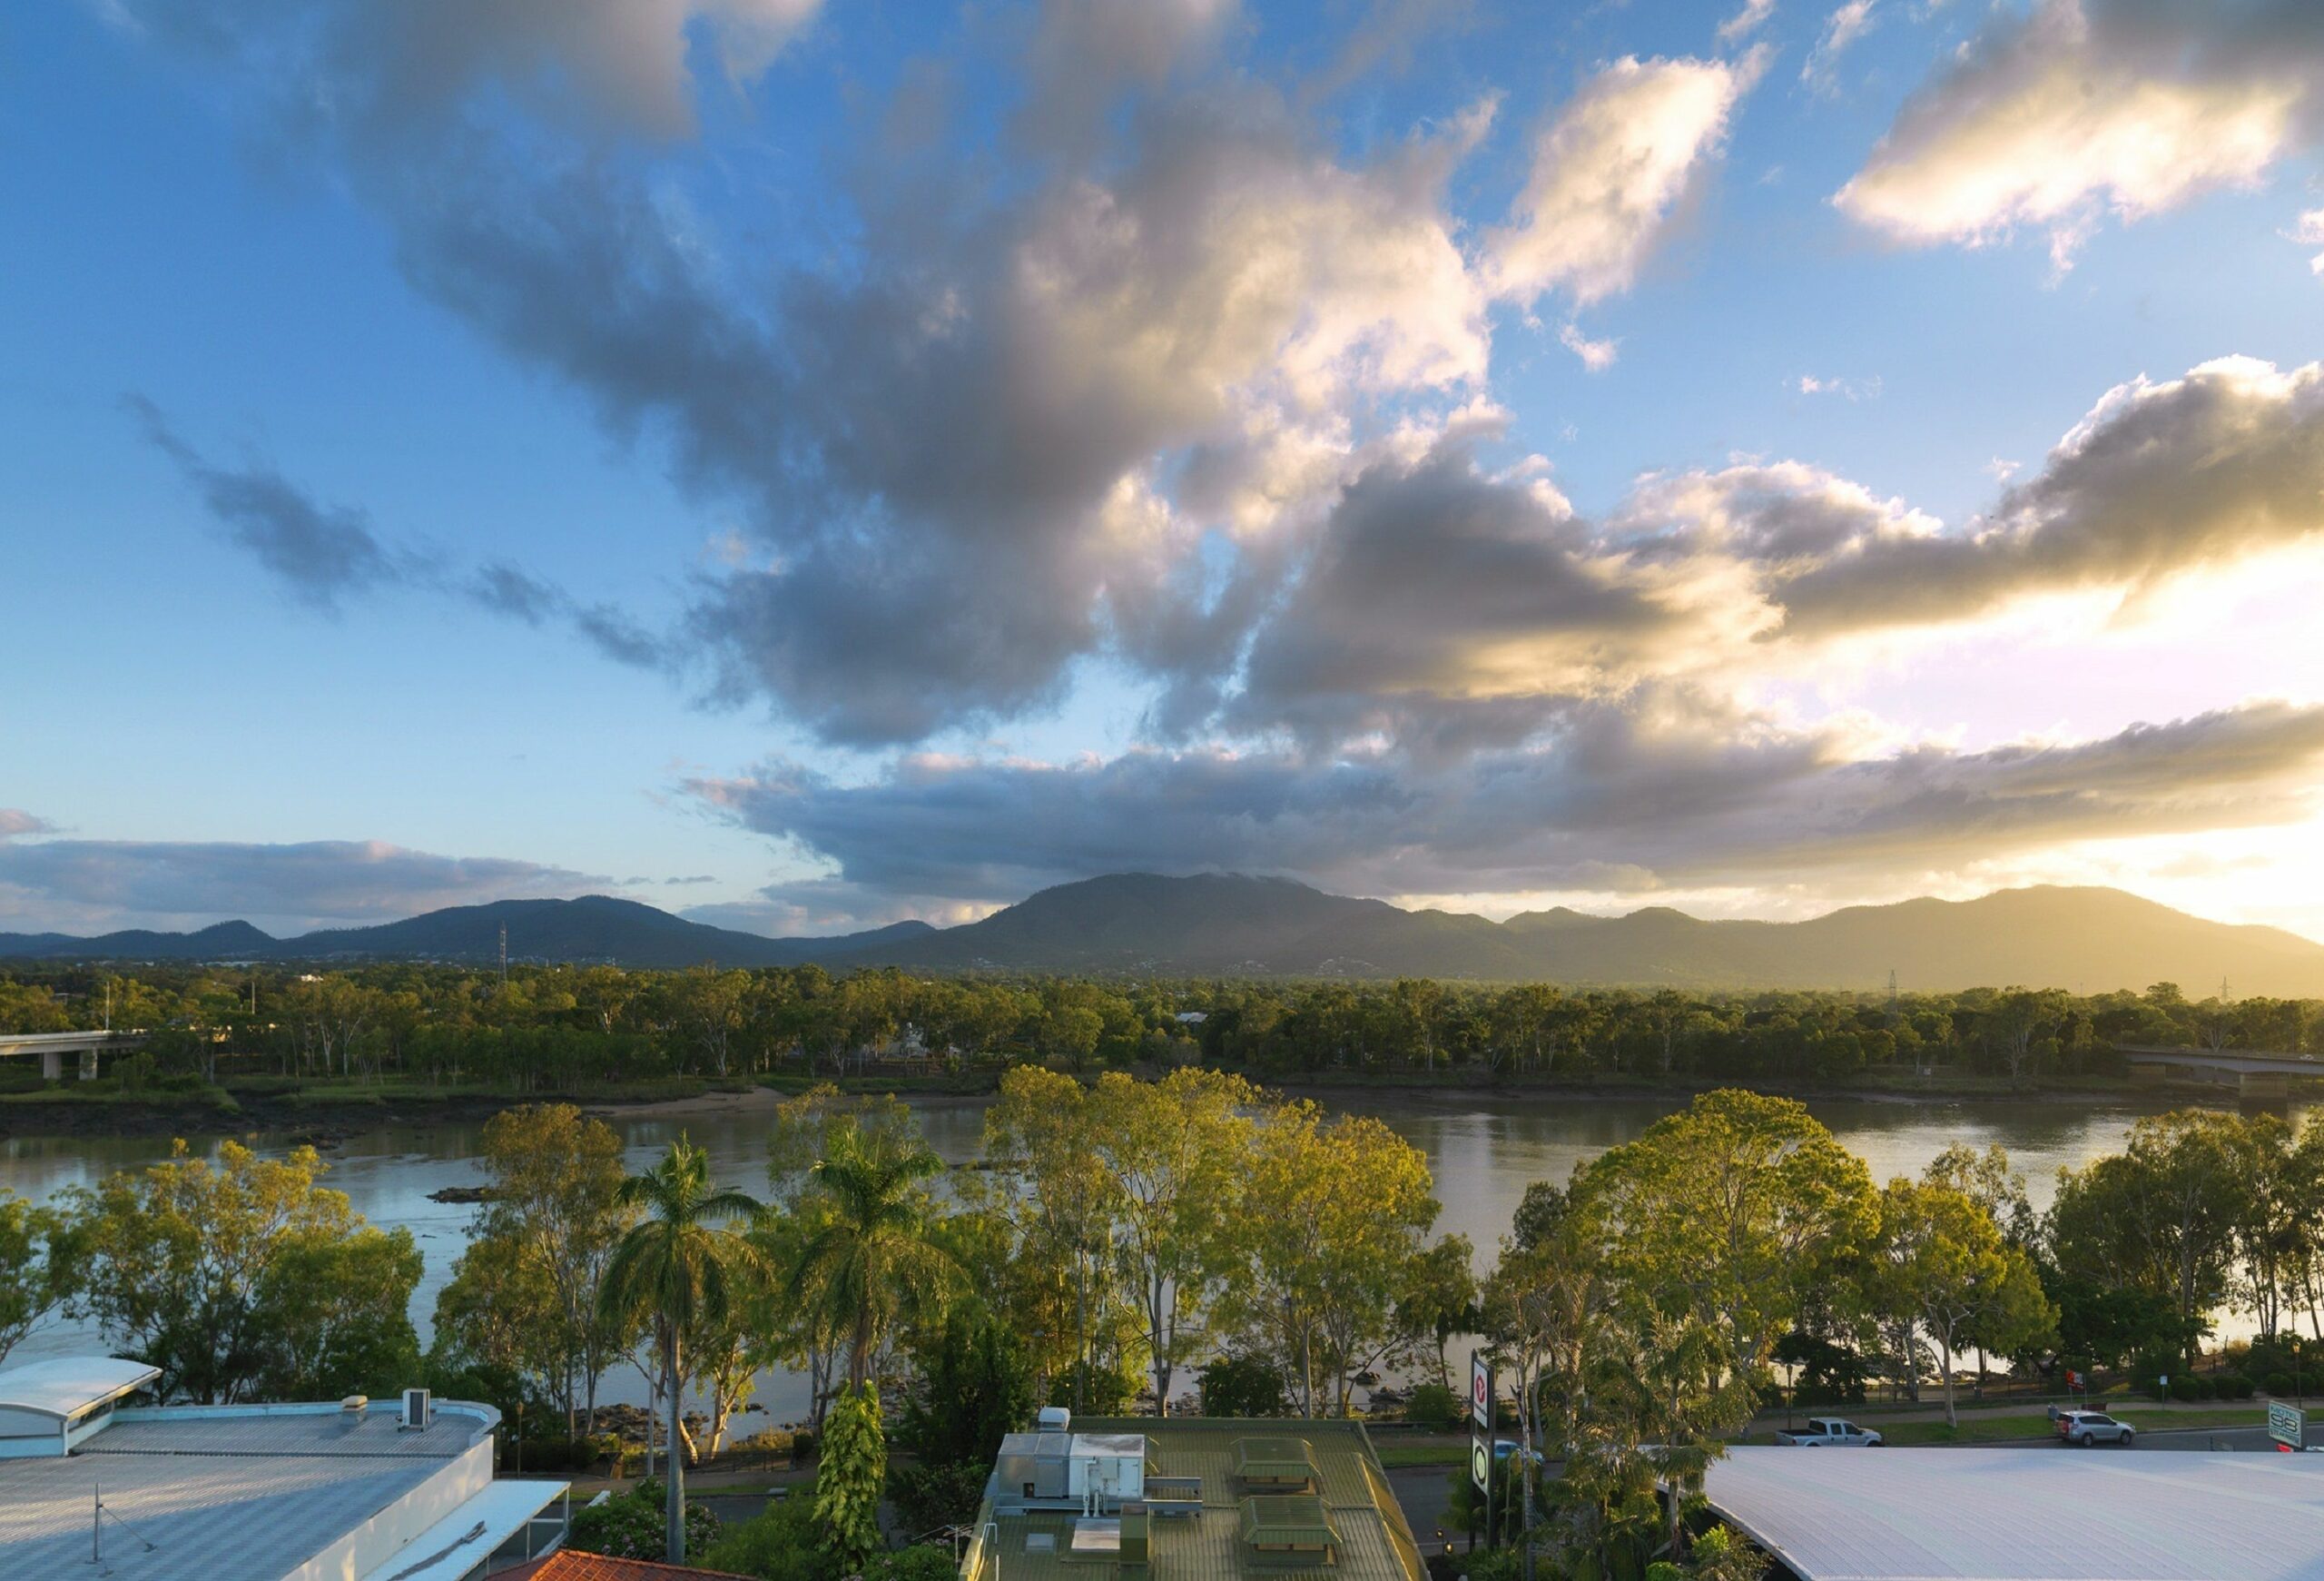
[358,1477,569,1581]
[1705,1445,2324,1581]
[0,1355,160,1420]
[0,1402,499,1581]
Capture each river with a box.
[0,1088,2290,1422]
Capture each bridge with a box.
[0,1029,148,1082]
[2118,1043,2322,1097]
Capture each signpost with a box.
[1470,1350,1495,1548]
[2272,1400,2304,1450]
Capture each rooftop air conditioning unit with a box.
[1037,1406,1072,1432]
[400,1388,431,1430]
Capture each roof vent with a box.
[1037,1405,1072,1431]
[1239,1495,1339,1565]
[340,1395,369,1413]
[1233,1437,1319,1493]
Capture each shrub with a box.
[2193,1376,2218,1400]
[1404,1382,1462,1431]
[570,1480,720,1561]
[867,1545,960,1581]
[889,1459,991,1535]
[696,1494,838,1581]
[2267,1372,2296,1398]
[2221,1374,2255,1400]
[2168,1377,2201,1401]
[1199,1355,1286,1418]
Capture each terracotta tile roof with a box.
[497,1549,757,1580]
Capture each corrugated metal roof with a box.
[0,1403,487,1581]
[0,1355,159,1419]
[1705,1445,2324,1580]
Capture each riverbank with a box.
[0,1062,2259,1141]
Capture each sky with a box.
[3,0,2323,944]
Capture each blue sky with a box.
[5,0,2324,942]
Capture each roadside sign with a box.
[2272,1400,2304,1449]
[1471,1351,1492,1428]
[1471,1432,1491,1491]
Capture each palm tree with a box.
[597,1137,762,1565]
[789,1118,960,1387]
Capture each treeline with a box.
[5,958,2316,1091]
[8,1081,2324,1577]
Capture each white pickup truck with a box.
[1775,1417,1884,1446]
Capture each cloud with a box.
[1763,355,2324,637]
[1718,0,1777,47]
[136,400,671,669]
[1559,321,1620,371]
[1802,1,1876,92]
[0,836,604,932]
[687,700,2324,906]
[2292,207,2324,272]
[131,395,407,611]
[1795,373,1881,399]
[0,811,57,840]
[1835,0,2324,264]
[1486,52,1765,308]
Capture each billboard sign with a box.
[2272,1400,2304,1449]
[1472,1351,1492,1428]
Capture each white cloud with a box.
[1559,321,1620,371]
[2292,207,2324,273]
[1718,0,1777,47]
[1796,373,1881,400]
[1836,0,2324,265]
[1486,52,1766,308]
[1802,0,1876,91]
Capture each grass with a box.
[1375,1444,1470,1468]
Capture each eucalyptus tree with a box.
[1866,1178,2053,1428]
[597,1138,763,1565]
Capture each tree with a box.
[598,1138,763,1565]
[980,1067,1125,1408]
[1865,1179,2054,1428]
[1229,1103,1442,1415]
[448,1103,638,1434]
[817,1379,887,1573]
[0,1191,75,1366]
[64,1141,420,1403]
[789,1114,960,1387]
[1581,1091,1876,1386]
[891,1305,1034,1532]
[2049,1111,2261,1369]
[1397,1233,1480,1392]
[1086,1067,1255,1414]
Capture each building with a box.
[1703,1444,2324,1581]
[0,1353,570,1581]
[960,1411,1425,1581]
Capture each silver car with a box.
[2056,1409,2135,1448]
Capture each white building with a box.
[0,1354,568,1581]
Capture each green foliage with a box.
[696,1494,842,1581]
[896,1303,1033,1470]
[816,1380,887,1572]
[1199,1354,1288,1417]
[866,1545,960,1581]
[1403,1380,1462,1430]
[888,1459,993,1537]
[59,1140,421,1403]
[571,1480,720,1561]
[0,1190,74,1367]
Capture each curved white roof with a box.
[0,1356,160,1421]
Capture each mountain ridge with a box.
[6,873,2319,994]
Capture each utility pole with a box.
[499,925,509,991]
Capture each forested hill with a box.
[5,874,2324,994]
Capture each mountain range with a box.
[4,874,2321,994]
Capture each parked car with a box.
[1775,1418,1884,1446]
[2056,1409,2135,1447]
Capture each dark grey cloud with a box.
[131,395,407,611]
[689,699,2324,906]
[136,398,672,670]
[0,835,604,931]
